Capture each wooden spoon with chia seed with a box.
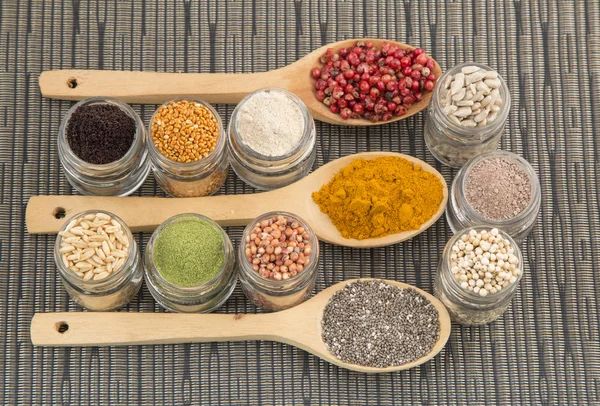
[30,278,451,374]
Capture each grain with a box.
[151,100,219,163]
[57,212,131,281]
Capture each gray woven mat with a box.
[1,0,599,404]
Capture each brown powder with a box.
[464,156,532,221]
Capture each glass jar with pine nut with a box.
[147,98,229,197]
[424,63,510,168]
[54,210,143,311]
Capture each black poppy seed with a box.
[66,104,136,165]
[321,280,440,368]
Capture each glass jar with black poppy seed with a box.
[58,97,150,196]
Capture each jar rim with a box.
[58,97,146,172]
[146,98,227,172]
[145,213,233,292]
[228,88,316,168]
[54,209,137,288]
[238,211,320,291]
[442,226,524,304]
[456,150,541,225]
[432,62,511,144]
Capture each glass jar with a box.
[54,210,143,311]
[144,213,237,313]
[238,211,320,311]
[147,99,229,197]
[434,227,523,325]
[424,63,511,168]
[58,97,150,196]
[446,150,541,243]
[228,88,316,190]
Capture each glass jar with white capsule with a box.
[434,227,523,325]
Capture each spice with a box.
[66,104,136,164]
[311,41,437,121]
[441,66,503,127]
[57,212,131,281]
[151,100,219,163]
[465,156,532,221]
[237,90,305,157]
[244,214,313,281]
[312,157,444,239]
[321,280,440,368]
[153,217,224,287]
[449,228,521,297]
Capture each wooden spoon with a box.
[38,38,441,127]
[26,152,448,248]
[31,278,451,373]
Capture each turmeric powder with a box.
[312,157,444,240]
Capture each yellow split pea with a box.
[151,100,220,163]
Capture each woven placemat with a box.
[1,0,598,404]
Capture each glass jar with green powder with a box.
[144,213,236,313]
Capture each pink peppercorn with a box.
[311,41,437,121]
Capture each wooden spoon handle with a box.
[39,69,291,104]
[31,312,289,346]
[26,192,293,234]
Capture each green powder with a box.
[154,218,225,287]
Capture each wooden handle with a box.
[26,191,297,234]
[39,69,292,104]
[31,312,291,346]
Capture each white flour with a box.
[237,90,305,157]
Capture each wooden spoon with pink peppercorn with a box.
[30,278,451,374]
[26,151,448,249]
[38,38,441,126]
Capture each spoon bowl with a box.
[38,38,442,127]
[26,152,448,248]
[31,278,451,373]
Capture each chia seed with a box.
[321,280,440,368]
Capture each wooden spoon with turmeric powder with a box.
[26,152,448,248]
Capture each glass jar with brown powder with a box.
[147,99,229,197]
[446,151,541,242]
[58,97,150,196]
